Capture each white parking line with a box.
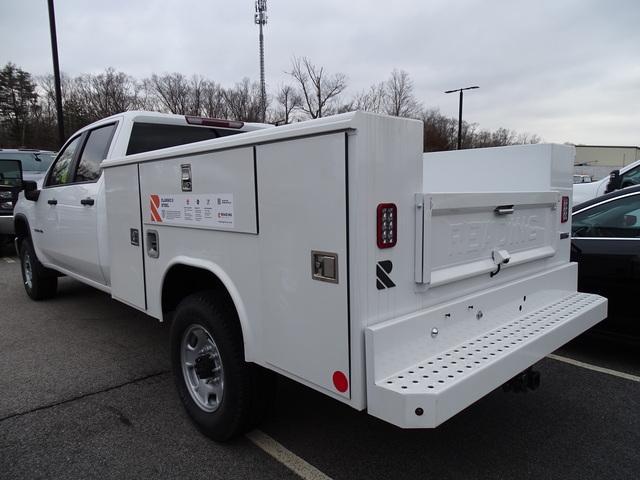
[2,257,15,264]
[548,353,640,382]
[246,429,333,480]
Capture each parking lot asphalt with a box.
[1,243,639,480]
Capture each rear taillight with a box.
[377,203,397,248]
[185,116,244,129]
[561,196,569,223]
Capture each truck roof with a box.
[76,111,274,136]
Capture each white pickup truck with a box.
[14,111,606,441]
[573,158,640,205]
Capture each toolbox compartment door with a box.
[256,132,350,397]
[416,191,560,287]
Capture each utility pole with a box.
[444,85,479,150]
[47,0,65,147]
[254,0,267,123]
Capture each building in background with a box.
[574,145,640,180]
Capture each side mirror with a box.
[605,170,622,194]
[0,159,23,188]
[23,180,40,201]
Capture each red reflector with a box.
[561,196,569,223]
[185,115,244,129]
[377,203,397,249]
[332,371,349,393]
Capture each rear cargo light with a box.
[377,203,397,248]
[561,196,569,223]
[185,116,244,129]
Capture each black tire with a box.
[170,291,271,441]
[19,237,57,300]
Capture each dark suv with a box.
[0,149,55,241]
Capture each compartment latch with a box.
[311,251,338,283]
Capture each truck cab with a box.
[14,111,271,290]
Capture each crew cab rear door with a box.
[36,123,117,284]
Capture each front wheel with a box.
[170,291,271,441]
[19,238,57,300]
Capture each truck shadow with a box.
[261,358,639,480]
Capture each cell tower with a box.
[255,0,267,122]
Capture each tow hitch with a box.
[502,367,541,393]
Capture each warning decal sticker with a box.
[149,193,234,228]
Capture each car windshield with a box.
[0,152,55,172]
[33,152,55,171]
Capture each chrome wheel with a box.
[23,251,33,289]
[181,324,224,412]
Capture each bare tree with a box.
[288,56,347,119]
[201,80,228,119]
[422,108,458,152]
[515,132,541,144]
[351,82,386,113]
[384,69,421,118]
[187,75,205,116]
[148,73,191,114]
[272,84,302,124]
[80,68,142,118]
[223,78,263,122]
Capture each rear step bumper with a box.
[365,291,607,428]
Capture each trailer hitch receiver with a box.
[502,367,540,393]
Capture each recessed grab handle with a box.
[494,205,514,215]
[147,230,159,258]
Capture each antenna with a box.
[255,0,267,122]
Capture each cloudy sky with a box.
[1,0,639,145]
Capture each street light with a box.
[444,85,479,150]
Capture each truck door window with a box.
[620,166,640,188]
[47,136,82,186]
[572,194,640,238]
[75,123,117,182]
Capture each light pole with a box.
[47,0,65,147]
[444,85,479,150]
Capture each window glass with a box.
[47,136,82,186]
[0,152,54,172]
[621,166,640,188]
[572,194,640,238]
[33,152,55,171]
[126,123,239,155]
[76,124,116,182]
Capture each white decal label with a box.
[150,193,234,228]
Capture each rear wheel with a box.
[170,291,271,441]
[19,237,57,300]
